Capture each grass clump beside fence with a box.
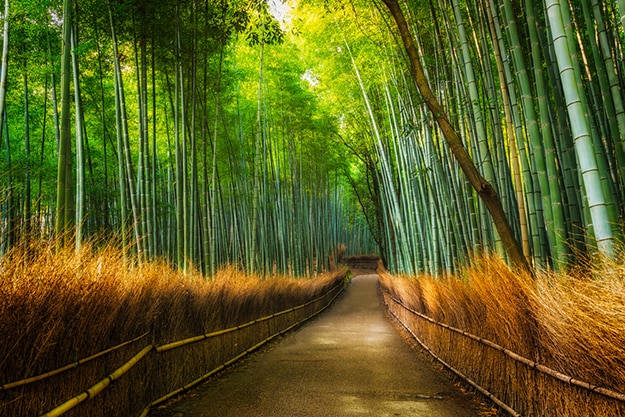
[0,241,347,417]
[379,255,625,416]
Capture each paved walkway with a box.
[151,275,480,417]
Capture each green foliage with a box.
[0,0,375,272]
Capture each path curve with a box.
[152,275,480,416]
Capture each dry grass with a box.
[379,254,625,416]
[0,240,347,416]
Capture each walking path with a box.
[151,274,481,417]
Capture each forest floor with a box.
[150,273,495,417]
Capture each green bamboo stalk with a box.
[483,0,530,261]
[2,110,14,252]
[174,5,186,269]
[545,0,615,257]
[590,0,625,198]
[537,9,585,256]
[560,0,620,241]
[35,75,49,235]
[518,0,571,267]
[22,56,32,239]
[487,0,545,261]
[109,4,127,255]
[471,4,514,230]
[111,6,142,258]
[450,0,496,188]
[189,3,200,268]
[150,37,159,257]
[250,40,264,273]
[383,79,419,272]
[342,34,412,273]
[71,28,85,250]
[0,0,7,129]
[501,0,558,264]
[382,0,530,272]
[566,2,621,236]
[135,17,153,260]
[55,0,72,243]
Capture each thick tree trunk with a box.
[380,0,530,273]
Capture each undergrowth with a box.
[379,254,625,415]
[0,239,346,416]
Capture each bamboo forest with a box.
[3,0,625,275]
[2,0,625,415]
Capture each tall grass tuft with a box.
[0,240,347,416]
[380,254,625,415]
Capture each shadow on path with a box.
[151,274,481,417]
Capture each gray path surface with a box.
[151,275,481,417]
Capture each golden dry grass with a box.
[0,240,347,416]
[379,254,625,416]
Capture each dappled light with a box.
[1,0,625,415]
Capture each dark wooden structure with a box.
[344,255,380,271]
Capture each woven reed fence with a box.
[381,289,625,416]
[1,279,346,417]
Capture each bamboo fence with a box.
[1,279,346,417]
[381,289,625,416]
[0,333,150,391]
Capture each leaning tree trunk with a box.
[483,0,530,261]
[380,0,530,273]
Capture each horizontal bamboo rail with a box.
[385,300,521,417]
[156,283,343,353]
[140,280,345,417]
[41,344,154,417]
[384,290,625,405]
[0,332,150,391]
[38,279,346,417]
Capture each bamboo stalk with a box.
[41,345,154,417]
[156,281,344,353]
[142,279,345,416]
[385,300,521,417]
[380,0,530,273]
[545,0,615,258]
[384,291,625,403]
[71,27,85,250]
[54,0,72,243]
[1,332,149,391]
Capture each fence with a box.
[1,279,346,417]
[381,289,625,416]
[343,255,379,271]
